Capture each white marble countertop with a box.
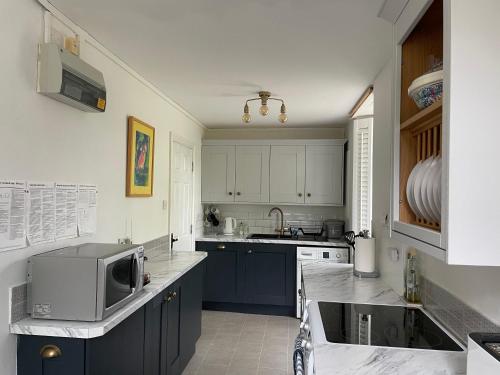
[197,234,348,247]
[10,251,207,339]
[302,263,467,374]
[302,262,406,306]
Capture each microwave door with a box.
[105,255,134,309]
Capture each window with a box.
[352,117,373,233]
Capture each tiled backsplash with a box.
[421,276,500,345]
[202,204,344,235]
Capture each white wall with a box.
[373,58,500,325]
[0,1,204,374]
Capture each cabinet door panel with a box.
[17,336,85,375]
[235,146,270,203]
[198,244,242,303]
[305,145,344,205]
[270,145,306,204]
[164,284,181,375]
[144,294,163,375]
[201,145,235,202]
[86,307,145,375]
[243,244,295,306]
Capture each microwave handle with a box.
[130,254,138,290]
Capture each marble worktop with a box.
[197,234,348,247]
[10,251,207,339]
[302,263,467,374]
[302,262,406,306]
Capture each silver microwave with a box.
[27,243,144,321]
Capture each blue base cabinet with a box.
[18,261,204,375]
[195,241,296,315]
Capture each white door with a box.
[270,145,306,204]
[305,145,344,205]
[201,145,235,202]
[234,146,270,203]
[170,139,194,251]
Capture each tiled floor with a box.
[182,310,299,375]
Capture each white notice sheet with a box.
[0,180,27,251]
[78,184,97,235]
[27,182,56,245]
[55,183,78,240]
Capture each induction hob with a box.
[318,302,463,351]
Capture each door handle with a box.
[171,233,178,248]
[307,193,311,197]
[298,193,302,197]
[247,250,252,254]
[40,345,62,359]
[216,244,226,250]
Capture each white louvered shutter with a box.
[353,117,373,233]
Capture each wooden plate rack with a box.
[398,0,443,232]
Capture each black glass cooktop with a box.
[318,302,463,351]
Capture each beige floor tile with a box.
[258,368,287,375]
[259,351,288,370]
[197,364,228,375]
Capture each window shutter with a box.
[353,118,373,233]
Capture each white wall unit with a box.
[201,146,235,203]
[269,145,306,204]
[305,145,344,206]
[391,0,500,265]
[202,140,345,206]
[234,146,270,203]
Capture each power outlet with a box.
[162,200,168,210]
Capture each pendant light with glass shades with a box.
[242,91,288,124]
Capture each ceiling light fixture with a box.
[242,91,288,125]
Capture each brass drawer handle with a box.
[298,193,302,197]
[216,244,226,250]
[40,345,62,359]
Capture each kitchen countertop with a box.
[302,263,467,374]
[9,251,207,339]
[302,262,406,306]
[197,234,348,247]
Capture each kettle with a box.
[223,217,237,235]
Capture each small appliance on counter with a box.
[203,206,221,234]
[223,216,237,235]
[468,333,500,374]
[323,219,345,240]
[404,249,420,303]
[344,231,378,278]
[27,243,144,321]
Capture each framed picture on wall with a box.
[126,116,155,197]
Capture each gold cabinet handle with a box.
[172,291,177,299]
[40,345,62,359]
[216,244,226,250]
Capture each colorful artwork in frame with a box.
[126,116,155,197]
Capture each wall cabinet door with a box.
[305,145,344,205]
[242,244,296,306]
[269,145,306,204]
[201,145,235,202]
[196,242,243,303]
[234,146,270,203]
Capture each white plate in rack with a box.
[413,157,434,222]
[432,156,442,220]
[406,161,422,218]
[423,157,440,222]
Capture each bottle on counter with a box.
[404,249,420,303]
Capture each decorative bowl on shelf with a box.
[408,70,443,109]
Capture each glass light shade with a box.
[278,112,288,124]
[242,112,251,123]
[259,105,269,116]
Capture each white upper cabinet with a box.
[391,0,500,265]
[269,145,306,204]
[234,146,270,203]
[202,140,345,206]
[305,145,344,205]
[201,145,235,202]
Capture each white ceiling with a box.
[48,0,392,128]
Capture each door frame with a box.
[169,132,195,251]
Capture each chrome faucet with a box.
[268,207,285,236]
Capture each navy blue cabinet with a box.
[196,241,296,315]
[18,260,205,375]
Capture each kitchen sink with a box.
[246,233,293,240]
[246,233,327,242]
